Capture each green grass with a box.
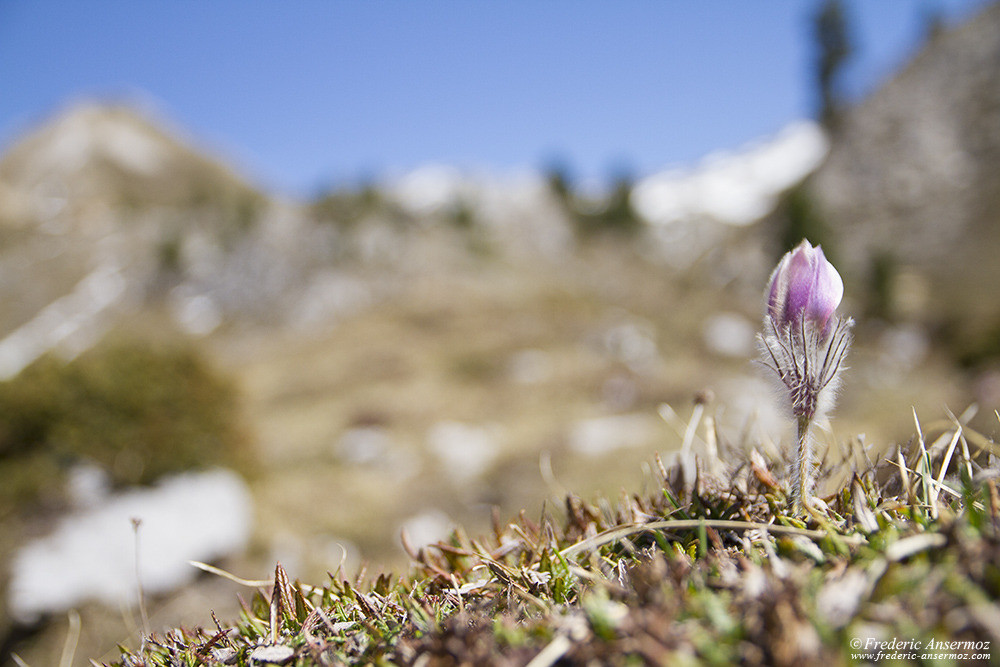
[105,412,1000,666]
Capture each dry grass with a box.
[106,407,1000,666]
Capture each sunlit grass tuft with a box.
[109,406,1000,666]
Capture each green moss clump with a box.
[0,338,249,515]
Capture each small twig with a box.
[539,450,566,499]
[131,518,151,642]
[525,633,572,667]
[189,560,271,587]
[896,448,912,503]
[959,431,974,482]
[58,609,81,667]
[891,459,986,512]
[681,401,704,458]
[189,560,319,594]
[559,517,861,560]
[931,427,962,509]
[913,409,937,518]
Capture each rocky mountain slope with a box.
[0,103,259,224]
[0,103,269,373]
[807,1,1000,361]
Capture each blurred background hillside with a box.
[2,0,1000,663]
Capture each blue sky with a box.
[0,1,993,197]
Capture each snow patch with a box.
[8,469,253,624]
[388,164,466,217]
[632,121,828,227]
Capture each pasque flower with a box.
[758,240,853,513]
[766,241,843,336]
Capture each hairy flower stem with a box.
[758,314,852,516]
[793,415,813,514]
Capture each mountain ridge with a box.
[0,101,263,233]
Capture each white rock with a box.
[507,348,553,385]
[249,644,294,665]
[878,324,929,374]
[703,312,757,358]
[568,414,657,457]
[291,271,371,329]
[336,426,391,465]
[400,510,454,549]
[169,287,223,336]
[427,421,499,481]
[600,318,659,373]
[714,376,788,447]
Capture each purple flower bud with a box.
[766,240,843,335]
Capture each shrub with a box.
[0,338,249,513]
[571,178,644,239]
